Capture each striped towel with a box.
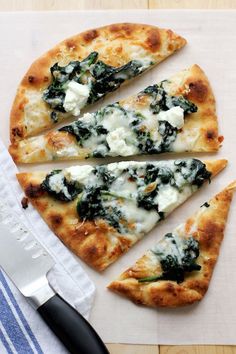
[0,141,95,353]
[0,270,67,353]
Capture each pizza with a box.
[10,23,186,143]
[17,158,226,271]
[108,181,236,307]
[9,65,222,164]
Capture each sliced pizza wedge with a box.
[108,181,236,307]
[10,23,186,143]
[17,158,226,271]
[9,65,221,164]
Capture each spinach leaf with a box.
[59,120,92,144]
[158,121,177,151]
[88,60,151,104]
[94,166,116,185]
[139,233,201,283]
[174,159,211,187]
[142,84,198,115]
[41,170,82,201]
[76,186,126,233]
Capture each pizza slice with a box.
[17,158,226,271]
[108,181,236,307]
[10,23,186,142]
[9,65,222,164]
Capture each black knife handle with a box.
[37,294,109,354]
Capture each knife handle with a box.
[37,294,109,354]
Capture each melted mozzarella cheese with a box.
[63,81,90,116]
[102,107,130,130]
[120,200,160,235]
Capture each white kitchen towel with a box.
[0,140,96,354]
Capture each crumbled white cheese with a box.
[63,81,90,116]
[106,127,138,156]
[107,161,146,172]
[155,185,180,213]
[64,165,94,184]
[48,173,71,199]
[80,112,95,124]
[158,106,184,129]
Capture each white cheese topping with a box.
[63,81,90,116]
[120,200,160,235]
[154,185,180,213]
[102,107,129,131]
[64,165,94,184]
[106,127,138,157]
[157,106,184,129]
[48,173,71,199]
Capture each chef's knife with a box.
[0,201,109,354]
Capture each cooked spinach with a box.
[76,186,126,233]
[174,159,211,187]
[41,170,82,201]
[139,233,201,283]
[88,60,151,104]
[142,84,198,115]
[201,201,210,208]
[94,166,116,185]
[59,119,108,147]
[43,51,151,118]
[59,120,92,144]
[158,121,177,151]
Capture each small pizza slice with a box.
[108,181,236,307]
[17,158,226,271]
[10,23,186,142]
[9,65,221,164]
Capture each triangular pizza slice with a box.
[108,181,236,307]
[10,23,186,142]
[17,158,226,271]
[9,65,221,164]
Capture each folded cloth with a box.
[0,141,96,353]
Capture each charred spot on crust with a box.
[25,184,44,198]
[206,130,216,140]
[21,196,29,209]
[146,29,161,52]
[187,80,208,103]
[43,76,49,82]
[11,127,23,138]
[65,39,77,50]
[28,75,35,83]
[50,214,63,226]
[109,23,134,35]
[83,29,98,42]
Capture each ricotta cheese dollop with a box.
[63,81,90,116]
[158,106,184,129]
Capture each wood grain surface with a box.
[1,1,235,353]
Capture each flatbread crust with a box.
[16,159,227,271]
[10,23,186,143]
[108,181,236,307]
[9,64,221,164]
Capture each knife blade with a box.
[0,200,109,354]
